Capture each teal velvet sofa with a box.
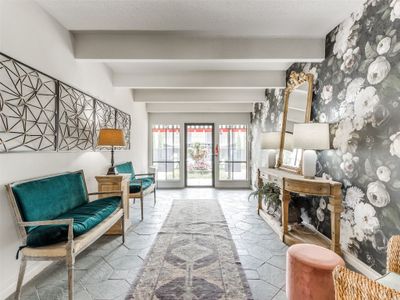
[114,162,156,220]
[6,170,125,300]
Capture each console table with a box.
[95,174,131,235]
[257,167,343,255]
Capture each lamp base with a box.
[302,149,317,178]
[107,166,118,175]
[267,149,277,168]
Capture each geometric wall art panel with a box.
[0,53,57,152]
[0,52,131,153]
[95,100,117,150]
[116,109,131,150]
[58,83,95,151]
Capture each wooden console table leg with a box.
[282,189,291,237]
[329,184,342,255]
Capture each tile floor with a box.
[12,189,287,300]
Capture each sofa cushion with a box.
[377,272,400,291]
[26,196,121,247]
[12,172,88,231]
[114,162,135,179]
[129,177,154,193]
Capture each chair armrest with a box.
[333,265,400,299]
[387,235,400,273]
[18,219,74,242]
[134,173,155,178]
[88,191,123,196]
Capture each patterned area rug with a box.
[127,199,253,300]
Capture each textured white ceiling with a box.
[36,0,365,38]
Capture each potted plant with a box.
[249,182,281,217]
[249,182,301,223]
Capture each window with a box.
[219,125,247,180]
[152,125,180,180]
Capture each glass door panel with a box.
[218,125,247,181]
[185,124,214,187]
[152,125,180,181]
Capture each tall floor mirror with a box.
[277,71,313,173]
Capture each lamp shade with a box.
[293,123,330,150]
[261,132,281,149]
[97,128,126,147]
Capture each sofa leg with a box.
[121,217,126,244]
[140,196,144,221]
[15,257,27,300]
[153,188,156,206]
[67,255,75,300]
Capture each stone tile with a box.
[133,224,161,235]
[127,247,151,260]
[247,245,273,262]
[239,255,264,270]
[248,280,280,300]
[86,280,130,299]
[37,282,88,300]
[245,269,260,280]
[258,262,286,289]
[273,289,287,300]
[34,262,68,288]
[235,221,253,231]
[110,268,140,284]
[9,284,40,300]
[124,234,156,250]
[257,239,286,251]
[268,254,287,270]
[106,254,143,270]
[79,259,113,285]
[75,255,103,270]
[237,248,249,256]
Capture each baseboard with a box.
[1,261,52,300]
[342,249,381,280]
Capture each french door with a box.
[184,124,215,187]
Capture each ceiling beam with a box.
[114,70,285,88]
[73,31,325,61]
[146,102,254,113]
[133,89,265,103]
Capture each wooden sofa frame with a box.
[6,170,125,300]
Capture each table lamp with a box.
[97,128,126,175]
[293,123,329,178]
[261,132,281,168]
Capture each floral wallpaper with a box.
[251,0,400,274]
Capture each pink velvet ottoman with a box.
[286,244,345,300]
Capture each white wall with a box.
[0,1,147,298]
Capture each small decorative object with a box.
[293,123,330,178]
[97,128,126,175]
[261,132,281,168]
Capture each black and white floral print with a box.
[251,0,400,274]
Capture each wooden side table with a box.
[95,174,131,235]
[257,167,343,255]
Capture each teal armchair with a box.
[114,162,157,220]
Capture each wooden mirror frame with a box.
[276,71,313,173]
